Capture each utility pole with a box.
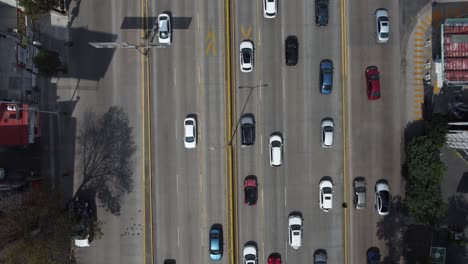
[89,24,168,56]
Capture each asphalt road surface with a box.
[151,1,227,264]
[347,0,403,263]
[235,1,344,264]
[70,0,405,263]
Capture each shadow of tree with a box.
[376,195,413,263]
[74,106,136,215]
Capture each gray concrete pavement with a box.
[38,0,145,263]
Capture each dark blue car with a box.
[209,226,223,261]
[320,59,333,94]
[367,247,380,264]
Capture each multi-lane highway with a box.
[234,0,344,264]
[74,0,404,263]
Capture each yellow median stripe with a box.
[415,31,425,36]
[414,43,425,48]
[414,93,425,98]
[224,1,235,264]
[414,88,424,92]
[413,55,425,59]
[414,65,425,70]
[341,0,349,262]
[413,49,424,53]
[414,37,425,42]
[413,71,424,76]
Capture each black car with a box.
[367,247,381,264]
[315,0,329,26]
[244,175,258,205]
[241,114,255,146]
[313,249,327,264]
[285,36,298,66]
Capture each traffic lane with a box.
[347,0,402,262]
[196,0,228,261]
[151,0,204,263]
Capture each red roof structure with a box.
[442,18,468,83]
[0,103,40,146]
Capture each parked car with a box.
[243,244,258,264]
[314,249,328,264]
[263,0,277,18]
[267,254,281,264]
[365,66,381,100]
[353,177,366,210]
[158,13,172,45]
[285,36,298,66]
[321,118,334,148]
[67,198,92,247]
[320,59,333,94]
[209,225,223,261]
[269,133,283,167]
[240,41,254,72]
[184,116,197,149]
[288,213,303,249]
[375,181,390,216]
[315,0,329,26]
[241,114,255,147]
[375,8,389,43]
[319,179,333,212]
[244,175,258,206]
[367,247,381,264]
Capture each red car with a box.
[268,254,281,264]
[366,66,381,100]
[244,175,258,205]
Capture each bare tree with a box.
[76,106,136,215]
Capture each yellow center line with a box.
[224,0,235,264]
[340,0,349,263]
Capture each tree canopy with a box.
[33,49,63,77]
[19,0,60,19]
[405,115,448,224]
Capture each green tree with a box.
[1,187,104,263]
[406,135,447,224]
[19,0,59,19]
[33,49,63,77]
[425,114,448,148]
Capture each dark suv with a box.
[285,36,298,66]
[315,0,329,26]
[241,114,255,147]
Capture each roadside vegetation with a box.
[19,0,60,19]
[33,49,65,77]
[405,114,448,224]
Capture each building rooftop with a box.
[442,18,468,84]
[0,103,38,146]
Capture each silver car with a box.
[353,177,366,210]
[375,8,389,43]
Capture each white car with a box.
[288,214,303,249]
[243,244,258,264]
[263,0,277,18]
[375,181,390,216]
[240,41,254,73]
[158,13,172,45]
[375,8,389,43]
[184,117,197,149]
[269,133,283,167]
[321,118,334,148]
[319,179,333,212]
